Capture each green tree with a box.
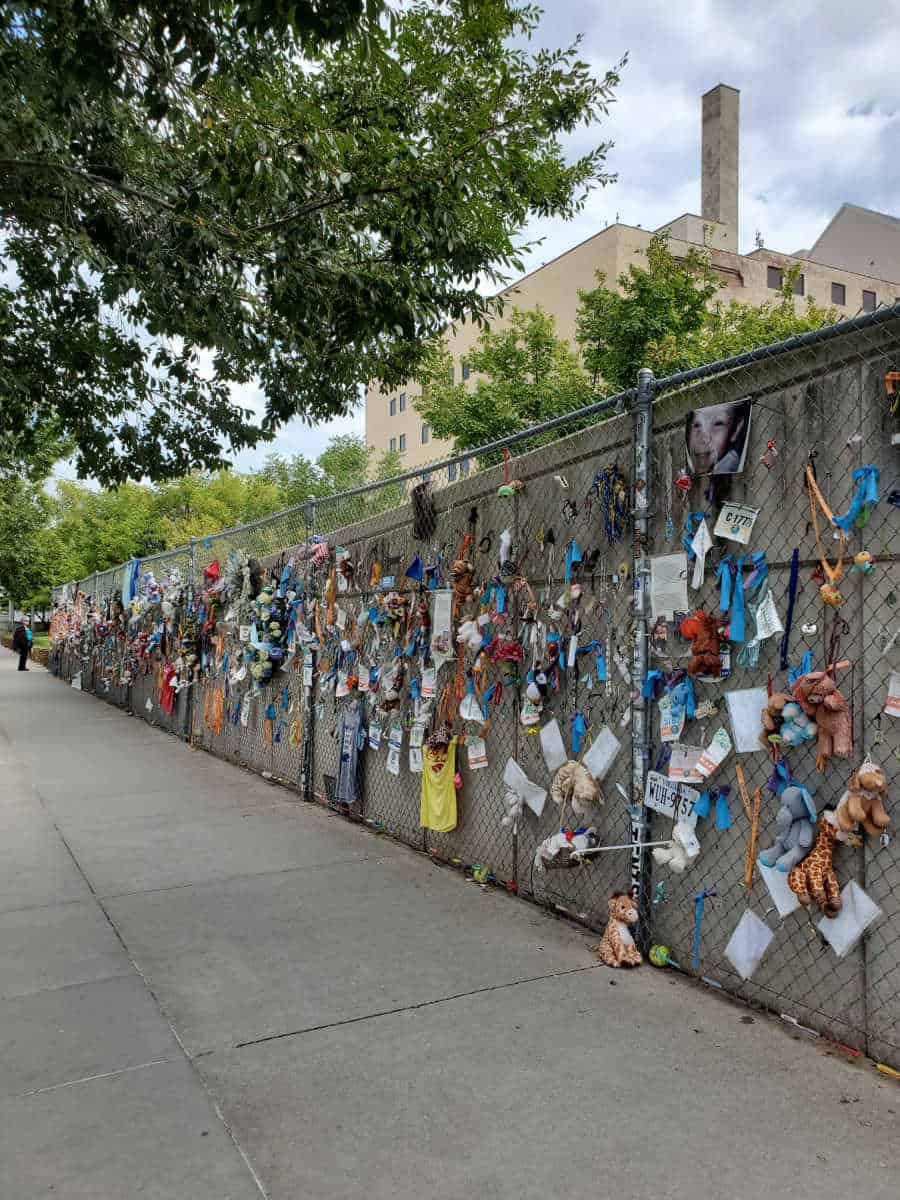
[0,478,54,605]
[415,307,595,462]
[2,2,621,484]
[649,269,838,374]
[576,233,721,392]
[576,236,839,389]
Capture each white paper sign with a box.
[540,719,569,773]
[504,758,546,817]
[582,726,621,780]
[386,723,403,776]
[421,666,437,698]
[754,590,784,640]
[696,727,732,777]
[239,625,251,642]
[644,771,700,823]
[714,502,760,545]
[467,737,488,770]
[430,590,454,664]
[650,553,689,620]
[409,723,425,749]
[725,687,768,753]
[885,671,900,719]
[368,722,382,750]
[409,746,423,773]
[669,743,704,783]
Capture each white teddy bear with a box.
[652,820,701,873]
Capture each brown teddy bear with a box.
[760,692,793,749]
[680,610,722,678]
[550,761,604,815]
[835,759,890,838]
[792,670,853,772]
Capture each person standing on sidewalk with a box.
[12,616,31,671]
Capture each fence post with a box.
[300,501,316,802]
[630,367,654,950]
[187,537,196,615]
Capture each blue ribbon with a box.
[832,465,879,531]
[717,556,746,643]
[788,649,813,688]
[642,669,664,699]
[715,787,732,830]
[743,551,768,599]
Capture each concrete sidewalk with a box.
[1,650,897,1199]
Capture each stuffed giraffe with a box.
[787,810,855,918]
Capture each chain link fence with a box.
[45,302,900,1066]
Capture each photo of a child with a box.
[685,398,752,475]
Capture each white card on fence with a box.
[467,737,488,770]
[725,910,774,980]
[334,606,347,629]
[714,502,760,545]
[567,635,578,668]
[669,743,704,783]
[754,590,784,640]
[697,727,732,777]
[409,747,423,773]
[582,726,621,780]
[503,757,547,817]
[650,553,688,620]
[758,861,801,918]
[817,881,882,958]
[386,745,401,776]
[409,723,425,749]
[368,722,382,750]
[421,666,437,698]
[725,687,768,753]
[885,671,900,719]
[540,719,568,773]
[239,625,251,642]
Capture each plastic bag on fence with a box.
[540,719,568,773]
[582,726,621,781]
[725,909,774,980]
[817,881,882,958]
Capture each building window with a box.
[863,289,876,312]
[462,360,471,381]
[448,462,458,482]
[767,266,783,290]
[793,273,805,297]
[389,396,397,416]
[831,282,846,306]
[460,458,470,478]
[421,423,430,445]
[389,436,397,452]
[399,433,406,451]
[399,392,406,412]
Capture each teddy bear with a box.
[792,670,852,772]
[595,892,642,968]
[758,783,816,872]
[550,761,604,816]
[679,610,722,678]
[652,820,700,873]
[760,692,792,748]
[835,759,890,838]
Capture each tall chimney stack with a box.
[702,84,739,246]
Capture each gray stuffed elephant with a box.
[758,784,816,873]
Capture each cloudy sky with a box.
[228,0,899,472]
[57,0,898,486]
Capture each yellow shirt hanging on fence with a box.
[420,739,458,833]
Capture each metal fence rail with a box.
[46,302,900,1067]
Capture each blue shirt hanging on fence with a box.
[335,700,367,806]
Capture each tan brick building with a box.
[366,84,900,472]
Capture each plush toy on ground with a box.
[792,670,852,772]
[758,783,816,872]
[835,759,890,838]
[595,892,642,968]
[787,810,855,917]
[550,761,604,816]
[680,610,722,678]
[652,821,700,873]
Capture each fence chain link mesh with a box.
[45,303,900,1066]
